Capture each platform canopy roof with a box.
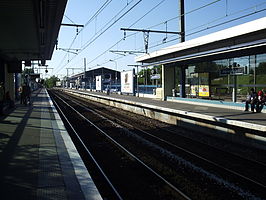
[136,17,266,66]
[0,0,68,63]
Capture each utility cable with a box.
[93,5,266,68]
[54,0,114,74]
[85,0,223,67]
[55,0,142,74]
[81,0,140,50]
[128,0,166,28]
[57,0,221,73]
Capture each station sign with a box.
[150,74,161,80]
[56,81,61,87]
[220,67,244,75]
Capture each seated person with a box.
[256,89,265,113]
[245,88,257,112]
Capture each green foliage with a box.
[256,62,266,74]
[137,65,162,85]
[44,76,60,88]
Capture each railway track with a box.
[49,89,266,200]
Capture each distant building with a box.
[67,67,121,91]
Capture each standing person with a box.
[21,84,27,105]
[26,84,31,105]
[245,88,257,112]
[18,85,23,104]
[106,85,110,95]
[0,82,4,114]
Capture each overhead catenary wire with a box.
[91,6,266,69]
[89,0,224,59]
[85,0,227,66]
[54,0,114,74]
[54,0,142,74]
[55,0,266,76]
[56,0,223,74]
[85,0,169,66]
[81,0,142,52]
[82,0,113,30]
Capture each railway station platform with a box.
[62,89,266,150]
[0,88,102,200]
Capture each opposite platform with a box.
[0,88,102,200]
[62,88,266,150]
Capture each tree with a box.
[44,76,60,88]
[256,62,266,74]
[137,65,162,85]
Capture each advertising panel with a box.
[199,85,210,97]
[198,73,210,97]
[96,75,102,91]
[121,70,134,93]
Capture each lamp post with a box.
[109,59,118,91]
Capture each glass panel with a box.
[170,53,266,102]
[233,56,250,102]
[256,53,266,91]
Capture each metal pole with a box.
[179,0,186,98]
[145,66,148,94]
[179,0,185,42]
[115,62,117,91]
[67,69,69,88]
[84,58,86,89]
[137,66,139,97]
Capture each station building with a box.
[0,0,67,103]
[67,67,121,91]
[136,17,266,104]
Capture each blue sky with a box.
[46,0,266,79]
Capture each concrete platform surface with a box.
[0,88,102,200]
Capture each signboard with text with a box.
[150,74,161,80]
[220,67,244,75]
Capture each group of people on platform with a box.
[245,88,266,113]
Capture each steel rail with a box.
[51,94,124,200]
[52,91,192,200]
[65,91,266,190]
[120,119,266,189]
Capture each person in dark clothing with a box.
[245,88,257,112]
[25,85,31,105]
[21,84,27,105]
